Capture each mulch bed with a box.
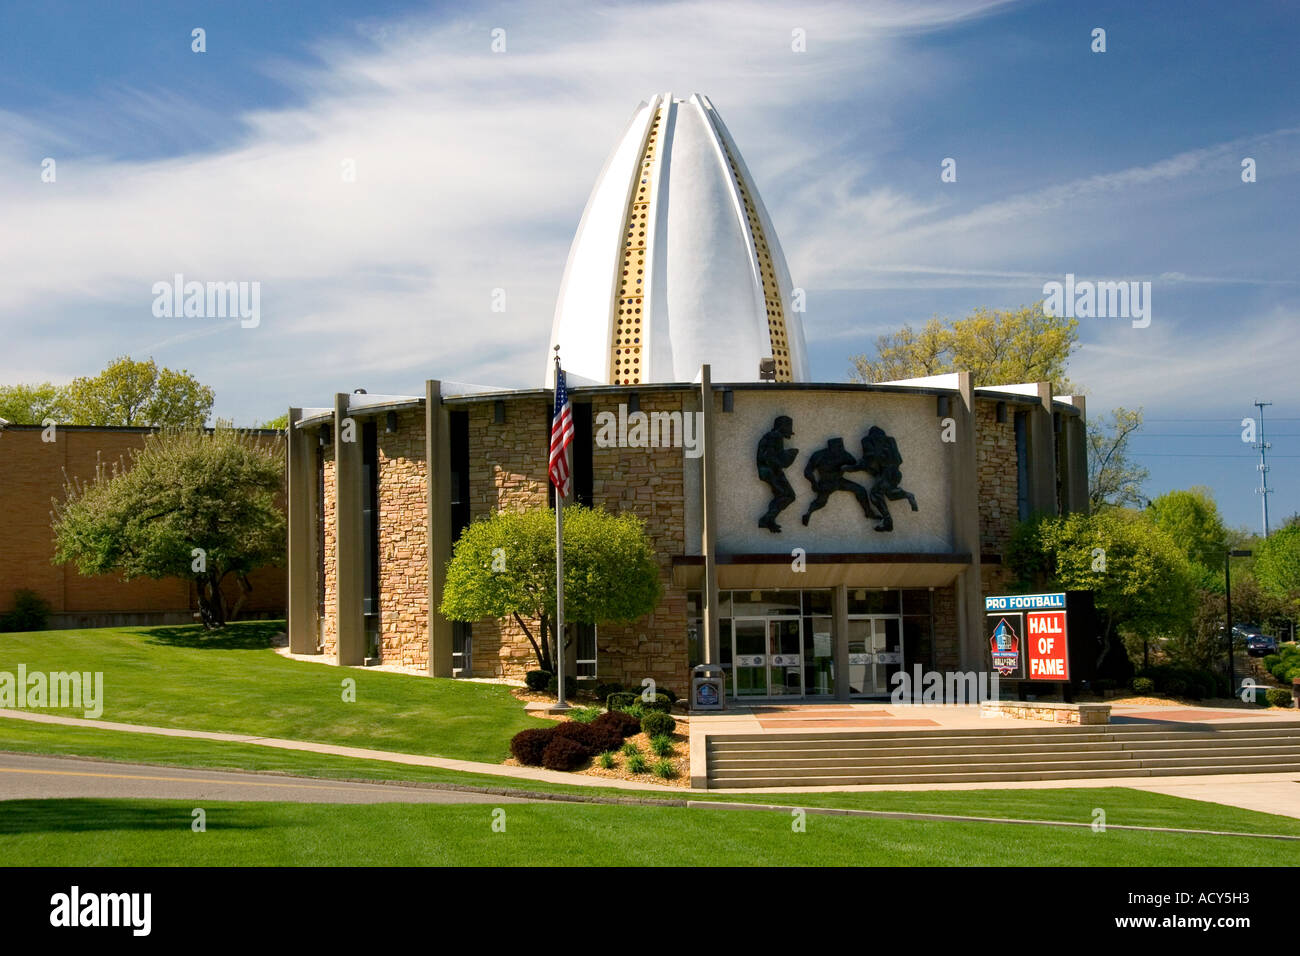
[503,710,692,788]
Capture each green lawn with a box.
[1,798,1293,866]
[0,622,545,762]
[3,719,1300,839]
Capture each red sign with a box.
[1026,610,1069,681]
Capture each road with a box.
[0,753,532,804]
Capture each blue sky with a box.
[1,0,1297,531]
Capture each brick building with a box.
[0,424,287,629]
[283,93,1088,700]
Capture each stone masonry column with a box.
[953,372,985,672]
[333,393,365,666]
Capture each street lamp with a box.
[1224,549,1252,693]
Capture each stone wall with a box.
[933,584,960,674]
[589,391,690,695]
[465,397,551,679]
[376,409,429,670]
[974,399,1020,600]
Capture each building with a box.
[0,424,287,629]
[284,93,1088,700]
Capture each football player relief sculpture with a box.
[755,417,918,533]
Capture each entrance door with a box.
[733,618,768,698]
[768,618,803,697]
[732,617,804,698]
[849,617,902,697]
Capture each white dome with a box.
[546,93,809,387]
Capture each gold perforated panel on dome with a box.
[609,108,663,385]
[719,141,793,382]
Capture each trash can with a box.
[691,664,726,712]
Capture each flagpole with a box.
[553,347,568,710]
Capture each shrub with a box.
[541,736,589,771]
[592,710,641,740]
[524,670,552,692]
[545,673,581,696]
[1092,678,1116,693]
[606,692,638,712]
[652,759,676,779]
[650,734,675,757]
[1132,676,1154,694]
[597,751,616,769]
[553,720,621,756]
[1262,654,1282,671]
[626,753,648,774]
[595,682,624,703]
[658,688,679,704]
[510,728,555,766]
[620,740,640,757]
[1265,688,1293,708]
[0,589,52,633]
[640,693,673,714]
[641,711,677,738]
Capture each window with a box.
[1014,411,1030,521]
[574,622,597,678]
[362,421,379,658]
[453,621,472,676]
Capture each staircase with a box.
[703,721,1300,789]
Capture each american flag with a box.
[549,366,574,499]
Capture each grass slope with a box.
[0,622,545,762]
[3,720,1299,838]
[1,799,1293,866]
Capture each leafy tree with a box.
[441,505,662,674]
[1148,487,1229,588]
[51,427,285,628]
[60,356,214,427]
[849,302,1079,391]
[1088,407,1148,511]
[1008,508,1198,676]
[261,413,290,429]
[1255,524,1300,606]
[0,382,65,424]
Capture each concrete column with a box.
[286,408,319,654]
[833,584,849,701]
[333,393,365,666]
[952,372,985,672]
[699,365,720,667]
[1029,381,1057,516]
[426,381,454,677]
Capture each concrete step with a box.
[712,723,1300,754]
[708,735,1300,760]
[706,761,1300,789]
[708,750,1300,780]
[709,743,1300,771]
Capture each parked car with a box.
[1247,633,1278,657]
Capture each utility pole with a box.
[1253,400,1273,538]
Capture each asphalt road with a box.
[0,753,532,804]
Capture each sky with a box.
[1,0,1297,532]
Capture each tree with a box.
[60,356,214,427]
[849,302,1079,391]
[1255,524,1300,605]
[0,382,66,424]
[1148,487,1229,588]
[51,427,285,628]
[261,413,290,429]
[1088,407,1148,511]
[1008,508,1198,675]
[440,505,662,674]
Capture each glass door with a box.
[768,618,803,697]
[733,618,768,697]
[850,617,903,697]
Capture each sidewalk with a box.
[3,707,1298,818]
